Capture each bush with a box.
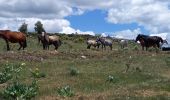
[74,37,84,43]
[0,64,13,84]
[132,45,139,51]
[69,67,79,76]
[106,75,119,83]
[165,57,170,67]
[3,80,39,100]
[0,63,39,100]
[148,47,160,53]
[30,68,46,78]
[57,85,74,97]
[61,35,70,40]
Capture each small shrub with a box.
[0,63,39,100]
[57,85,74,97]
[0,62,26,84]
[74,37,84,43]
[68,43,73,49]
[69,67,79,76]
[165,57,170,67]
[148,48,153,52]
[132,45,139,51]
[123,47,129,53]
[61,35,70,40]
[0,72,12,84]
[0,64,13,84]
[148,47,160,53]
[106,75,119,83]
[155,47,160,53]
[78,37,84,42]
[119,47,129,54]
[30,68,46,78]
[125,63,130,72]
[3,80,39,100]
[125,56,132,72]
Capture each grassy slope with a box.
[0,36,170,100]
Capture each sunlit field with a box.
[0,34,170,100]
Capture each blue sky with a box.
[66,10,148,35]
[0,0,170,40]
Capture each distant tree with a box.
[18,22,28,35]
[34,21,45,34]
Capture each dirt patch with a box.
[135,89,170,97]
[58,49,119,60]
[0,51,45,62]
[38,96,62,100]
[0,51,59,62]
[36,88,170,100]
[0,83,7,89]
[37,94,107,100]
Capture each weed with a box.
[69,67,79,76]
[106,75,119,83]
[74,37,84,43]
[57,85,74,97]
[165,57,170,66]
[1,63,39,100]
[132,45,139,51]
[30,68,46,78]
[3,80,39,100]
[125,56,133,72]
[148,47,160,53]
[0,63,23,84]
[0,64,13,84]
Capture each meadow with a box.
[0,34,170,100]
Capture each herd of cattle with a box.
[0,30,169,51]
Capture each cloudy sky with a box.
[0,0,170,40]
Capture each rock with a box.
[81,56,86,59]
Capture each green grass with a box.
[0,35,170,99]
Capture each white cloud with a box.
[167,34,170,43]
[150,33,170,43]
[0,0,104,35]
[0,17,71,33]
[101,33,108,37]
[0,17,96,35]
[150,33,168,40]
[113,28,141,40]
[0,0,170,36]
[0,0,73,19]
[107,0,170,34]
[76,30,95,36]
[66,0,114,10]
[60,27,76,34]
[61,27,95,36]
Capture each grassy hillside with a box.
[0,34,170,100]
